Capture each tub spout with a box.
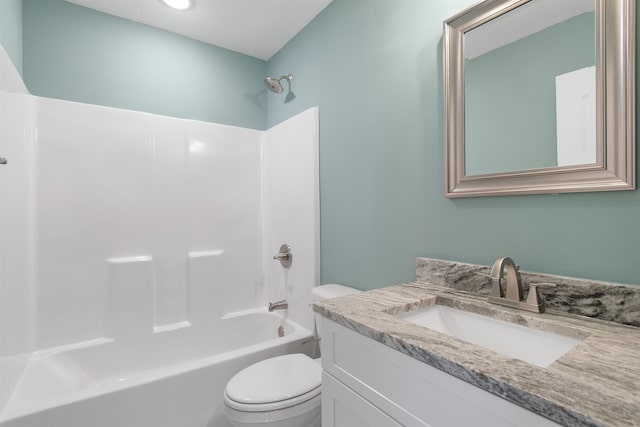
[268,299,288,312]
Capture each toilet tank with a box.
[311,284,360,338]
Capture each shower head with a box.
[264,74,292,94]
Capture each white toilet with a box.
[223,284,360,427]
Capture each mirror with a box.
[444,0,635,197]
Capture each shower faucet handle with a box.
[0,157,7,165]
[273,244,292,268]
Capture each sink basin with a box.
[398,305,583,367]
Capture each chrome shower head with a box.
[264,74,292,94]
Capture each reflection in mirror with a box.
[444,0,635,197]
[464,0,596,175]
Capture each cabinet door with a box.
[322,373,406,427]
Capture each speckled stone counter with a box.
[416,258,640,326]
[314,280,640,426]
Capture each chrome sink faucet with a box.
[487,257,545,313]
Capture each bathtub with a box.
[0,310,314,427]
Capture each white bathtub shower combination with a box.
[0,48,320,426]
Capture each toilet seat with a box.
[224,386,320,412]
[224,353,321,413]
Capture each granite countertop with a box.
[313,281,640,427]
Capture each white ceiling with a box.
[64,0,333,61]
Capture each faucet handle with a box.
[524,284,546,313]
[476,271,499,294]
[273,244,292,268]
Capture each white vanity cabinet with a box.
[320,317,561,427]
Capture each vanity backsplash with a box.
[416,258,640,327]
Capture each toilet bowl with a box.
[223,284,360,427]
[223,354,322,427]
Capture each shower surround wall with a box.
[0,95,35,417]
[35,99,268,347]
[0,75,319,415]
[262,113,320,331]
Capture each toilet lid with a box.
[225,354,321,405]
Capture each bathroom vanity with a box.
[319,318,561,427]
[314,259,640,427]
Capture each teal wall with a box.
[22,0,266,129]
[0,0,23,75]
[267,0,640,288]
[6,0,640,287]
[465,12,595,175]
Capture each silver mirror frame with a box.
[444,0,635,198]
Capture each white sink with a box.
[398,305,583,368]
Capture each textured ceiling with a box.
[64,0,333,60]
